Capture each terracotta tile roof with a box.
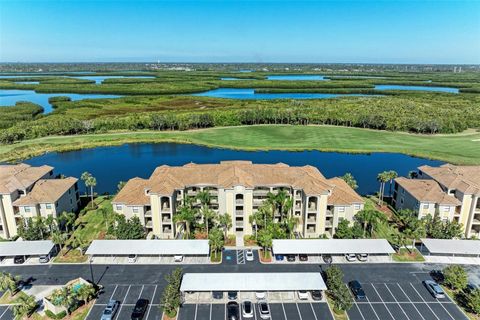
[395,177,461,206]
[112,178,150,205]
[148,161,332,196]
[327,177,365,205]
[13,177,78,206]
[0,164,53,194]
[418,164,480,195]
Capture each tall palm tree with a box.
[52,230,68,253]
[218,213,232,240]
[341,173,358,190]
[173,205,196,238]
[199,205,216,236]
[0,272,19,296]
[45,214,55,234]
[59,211,76,233]
[12,294,37,318]
[59,287,76,315]
[196,190,211,207]
[266,191,278,222]
[377,171,390,205]
[387,170,398,197]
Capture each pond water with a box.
[375,85,459,93]
[267,75,327,80]
[14,81,40,85]
[0,89,121,113]
[191,88,373,100]
[220,77,256,81]
[23,143,443,196]
[73,75,155,84]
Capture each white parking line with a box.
[0,307,10,319]
[194,303,198,320]
[365,295,380,320]
[437,299,457,320]
[115,285,131,320]
[281,300,287,320]
[371,284,395,320]
[309,302,319,320]
[396,283,426,320]
[295,302,303,320]
[109,285,118,300]
[409,283,441,320]
[253,302,258,320]
[137,285,144,299]
[209,303,212,320]
[145,285,157,320]
[354,302,367,320]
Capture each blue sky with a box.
[1,1,479,64]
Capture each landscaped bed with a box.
[392,248,425,262]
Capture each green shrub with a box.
[45,309,67,319]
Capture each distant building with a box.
[0,164,79,238]
[393,164,480,238]
[112,161,364,239]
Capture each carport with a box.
[180,272,327,303]
[272,239,395,263]
[420,238,480,257]
[0,240,56,264]
[85,239,210,264]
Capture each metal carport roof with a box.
[180,273,327,292]
[86,239,209,256]
[272,239,395,255]
[0,240,55,257]
[421,238,480,256]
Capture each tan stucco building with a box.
[393,164,480,238]
[0,164,80,238]
[112,161,364,239]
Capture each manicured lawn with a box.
[0,290,28,304]
[53,248,88,263]
[1,125,480,164]
[392,248,425,262]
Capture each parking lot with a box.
[90,255,209,265]
[178,301,334,320]
[347,282,468,320]
[86,284,163,320]
[0,306,13,319]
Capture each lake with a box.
[375,85,459,93]
[0,89,121,113]
[191,88,373,100]
[23,143,443,196]
[73,75,155,84]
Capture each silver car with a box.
[101,299,119,320]
[423,280,446,299]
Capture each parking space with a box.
[348,282,468,320]
[178,301,333,320]
[90,255,209,265]
[87,284,161,320]
[0,306,13,319]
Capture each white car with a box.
[245,249,254,261]
[345,253,357,262]
[255,291,266,300]
[242,300,254,318]
[174,255,183,262]
[258,301,271,319]
[127,254,137,263]
[297,290,309,300]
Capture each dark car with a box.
[349,280,366,300]
[322,254,332,264]
[14,256,25,264]
[212,291,224,299]
[131,299,149,320]
[228,291,238,300]
[311,290,323,301]
[227,301,240,320]
[430,270,445,284]
[299,254,308,262]
[275,254,285,261]
[286,255,296,262]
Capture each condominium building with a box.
[112,161,364,239]
[393,164,480,238]
[0,164,80,238]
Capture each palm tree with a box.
[387,170,398,197]
[283,215,299,238]
[81,171,97,208]
[59,211,76,233]
[208,228,224,259]
[0,272,19,296]
[45,214,55,234]
[341,173,358,190]
[52,230,68,253]
[12,294,37,318]
[196,190,211,207]
[266,191,278,222]
[75,284,96,306]
[356,209,385,237]
[59,287,76,315]
[173,204,196,238]
[376,171,390,205]
[200,205,216,236]
[218,213,232,240]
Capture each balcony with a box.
[235,210,244,216]
[208,190,218,196]
[144,210,152,217]
[307,217,316,223]
[235,221,244,228]
[326,210,333,217]
[325,220,333,228]
[253,190,269,196]
[235,199,244,205]
[162,227,172,234]
[306,227,316,234]
[186,190,197,197]
[162,218,172,223]
[308,205,317,212]
[145,221,153,229]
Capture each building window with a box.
[354,204,360,210]
[401,188,405,195]
[116,205,123,211]
[133,207,139,213]
[55,201,58,207]
[423,204,429,209]
[443,206,450,212]
[401,198,404,205]
[69,189,71,194]
[46,204,52,209]
[338,207,345,213]
[25,207,31,212]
